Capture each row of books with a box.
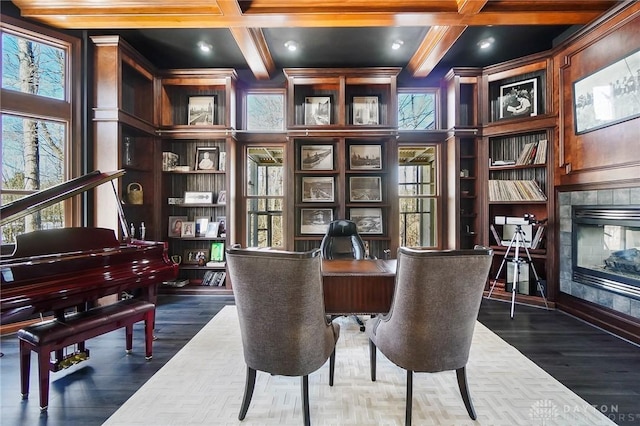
[488,179,547,202]
[202,270,226,287]
[516,139,547,165]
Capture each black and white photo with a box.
[300,208,333,234]
[195,146,219,171]
[350,207,383,234]
[188,96,215,125]
[349,145,382,170]
[304,96,331,125]
[349,176,382,202]
[302,177,334,202]
[353,96,379,125]
[500,78,537,119]
[301,145,333,170]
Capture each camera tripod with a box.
[487,224,549,318]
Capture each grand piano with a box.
[1,170,179,325]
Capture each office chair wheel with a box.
[359,325,366,332]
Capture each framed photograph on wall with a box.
[168,215,188,237]
[304,96,331,125]
[301,145,333,170]
[349,176,382,202]
[353,96,379,125]
[350,207,383,234]
[573,49,640,134]
[195,146,219,171]
[499,78,537,119]
[184,248,209,265]
[188,96,215,125]
[302,177,334,202]
[349,145,382,170]
[300,208,333,234]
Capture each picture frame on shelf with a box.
[300,208,333,234]
[216,216,226,236]
[349,176,382,202]
[302,176,334,202]
[210,241,225,262]
[353,96,379,125]
[183,191,213,204]
[573,49,640,134]
[181,221,196,238]
[218,151,226,171]
[162,152,179,171]
[168,215,188,237]
[499,78,537,119]
[205,221,220,238]
[194,216,210,237]
[184,248,209,265]
[349,145,382,170]
[216,190,226,204]
[304,96,331,125]
[350,207,383,234]
[194,146,219,171]
[188,96,215,125]
[301,145,333,170]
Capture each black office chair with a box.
[320,219,369,331]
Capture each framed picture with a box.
[184,191,213,204]
[216,216,227,236]
[184,248,209,265]
[349,176,382,202]
[499,78,537,119]
[573,49,640,134]
[168,215,188,237]
[205,221,220,238]
[195,146,219,171]
[302,177,334,202]
[301,145,333,170]
[353,96,379,125]
[304,96,331,125]
[350,207,383,234]
[216,190,226,204]
[349,145,382,170]
[194,216,210,237]
[210,241,225,262]
[300,208,333,234]
[181,221,196,238]
[188,96,215,125]
[218,151,226,171]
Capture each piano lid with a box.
[0,170,125,226]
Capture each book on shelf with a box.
[531,224,546,249]
[206,261,226,268]
[492,160,516,166]
[488,180,547,202]
[515,139,547,166]
[162,278,189,288]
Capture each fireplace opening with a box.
[572,206,640,299]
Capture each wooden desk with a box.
[322,259,396,315]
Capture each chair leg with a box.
[369,339,376,381]
[19,340,31,400]
[353,315,365,332]
[456,366,477,420]
[238,366,256,420]
[144,309,155,360]
[406,370,413,426]
[329,348,336,386]
[301,375,310,426]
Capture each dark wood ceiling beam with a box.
[407,26,466,78]
[218,0,275,80]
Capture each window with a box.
[398,90,438,130]
[398,146,439,247]
[1,17,79,243]
[245,146,285,247]
[245,91,285,131]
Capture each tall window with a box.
[398,146,439,247]
[245,146,285,247]
[1,18,78,243]
[398,90,438,130]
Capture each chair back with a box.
[370,247,493,372]
[226,247,338,376]
[320,219,365,259]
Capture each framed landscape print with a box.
[304,96,331,125]
[194,146,219,171]
[302,177,334,202]
[353,96,379,125]
[349,176,382,202]
[301,145,333,170]
[300,208,333,234]
[349,145,382,170]
[499,78,537,119]
[350,207,383,234]
[188,96,215,125]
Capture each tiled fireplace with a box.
[559,188,640,320]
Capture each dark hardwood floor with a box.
[1,295,639,425]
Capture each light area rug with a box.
[104,306,614,426]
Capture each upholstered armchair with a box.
[226,246,340,426]
[366,246,493,425]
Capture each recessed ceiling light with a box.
[197,41,213,53]
[477,37,495,49]
[284,40,299,52]
[391,40,404,50]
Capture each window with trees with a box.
[1,17,79,243]
[245,90,285,131]
[398,145,439,247]
[397,89,438,130]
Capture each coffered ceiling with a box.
[9,0,619,82]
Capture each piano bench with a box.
[17,298,156,411]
